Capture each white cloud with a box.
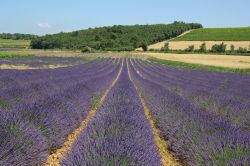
[38,23,51,28]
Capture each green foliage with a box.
[211,43,227,53]
[150,48,250,56]
[161,42,170,51]
[91,95,102,109]
[148,57,250,74]
[199,42,207,52]
[0,52,34,58]
[0,98,10,109]
[174,27,250,41]
[185,45,195,52]
[230,45,235,52]
[0,39,30,48]
[81,46,93,53]
[237,47,248,54]
[211,146,249,166]
[31,22,202,51]
[141,42,148,51]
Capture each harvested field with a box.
[133,52,250,69]
[148,41,250,51]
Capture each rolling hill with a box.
[30,22,202,51]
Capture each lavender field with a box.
[0,57,249,166]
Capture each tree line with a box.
[31,22,202,51]
[0,33,37,40]
[156,42,250,55]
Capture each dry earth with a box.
[148,41,250,51]
[133,52,250,69]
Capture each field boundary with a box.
[127,60,182,166]
[161,41,250,51]
[45,58,124,166]
[136,30,193,51]
[148,57,250,74]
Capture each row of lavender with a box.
[128,59,250,165]
[132,59,250,131]
[0,58,121,165]
[62,59,162,165]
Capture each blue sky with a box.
[0,0,249,35]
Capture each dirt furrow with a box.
[127,59,182,166]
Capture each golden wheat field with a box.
[146,41,250,51]
[133,52,250,69]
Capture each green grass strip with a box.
[0,52,34,58]
[148,57,250,74]
[0,39,30,43]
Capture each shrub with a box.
[199,42,206,52]
[237,47,248,54]
[141,43,148,51]
[230,45,235,52]
[185,45,195,52]
[81,46,92,53]
[149,48,155,52]
[161,42,170,51]
[211,43,227,53]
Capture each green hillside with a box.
[31,22,202,51]
[173,27,250,41]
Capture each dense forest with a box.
[31,22,202,51]
[0,33,37,40]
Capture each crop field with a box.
[0,39,30,48]
[148,41,250,51]
[173,27,250,41]
[0,56,250,166]
[146,27,250,51]
[0,54,94,69]
[133,52,250,69]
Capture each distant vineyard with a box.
[30,22,202,51]
[0,57,250,165]
[173,27,250,41]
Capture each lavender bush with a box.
[0,58,121,165]
[128,59,250,165]
[62,60,162,165]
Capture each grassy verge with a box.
[0,39,30,43]
[0,52,34,58]
[0,39,30,48]
[148,57,250,74]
